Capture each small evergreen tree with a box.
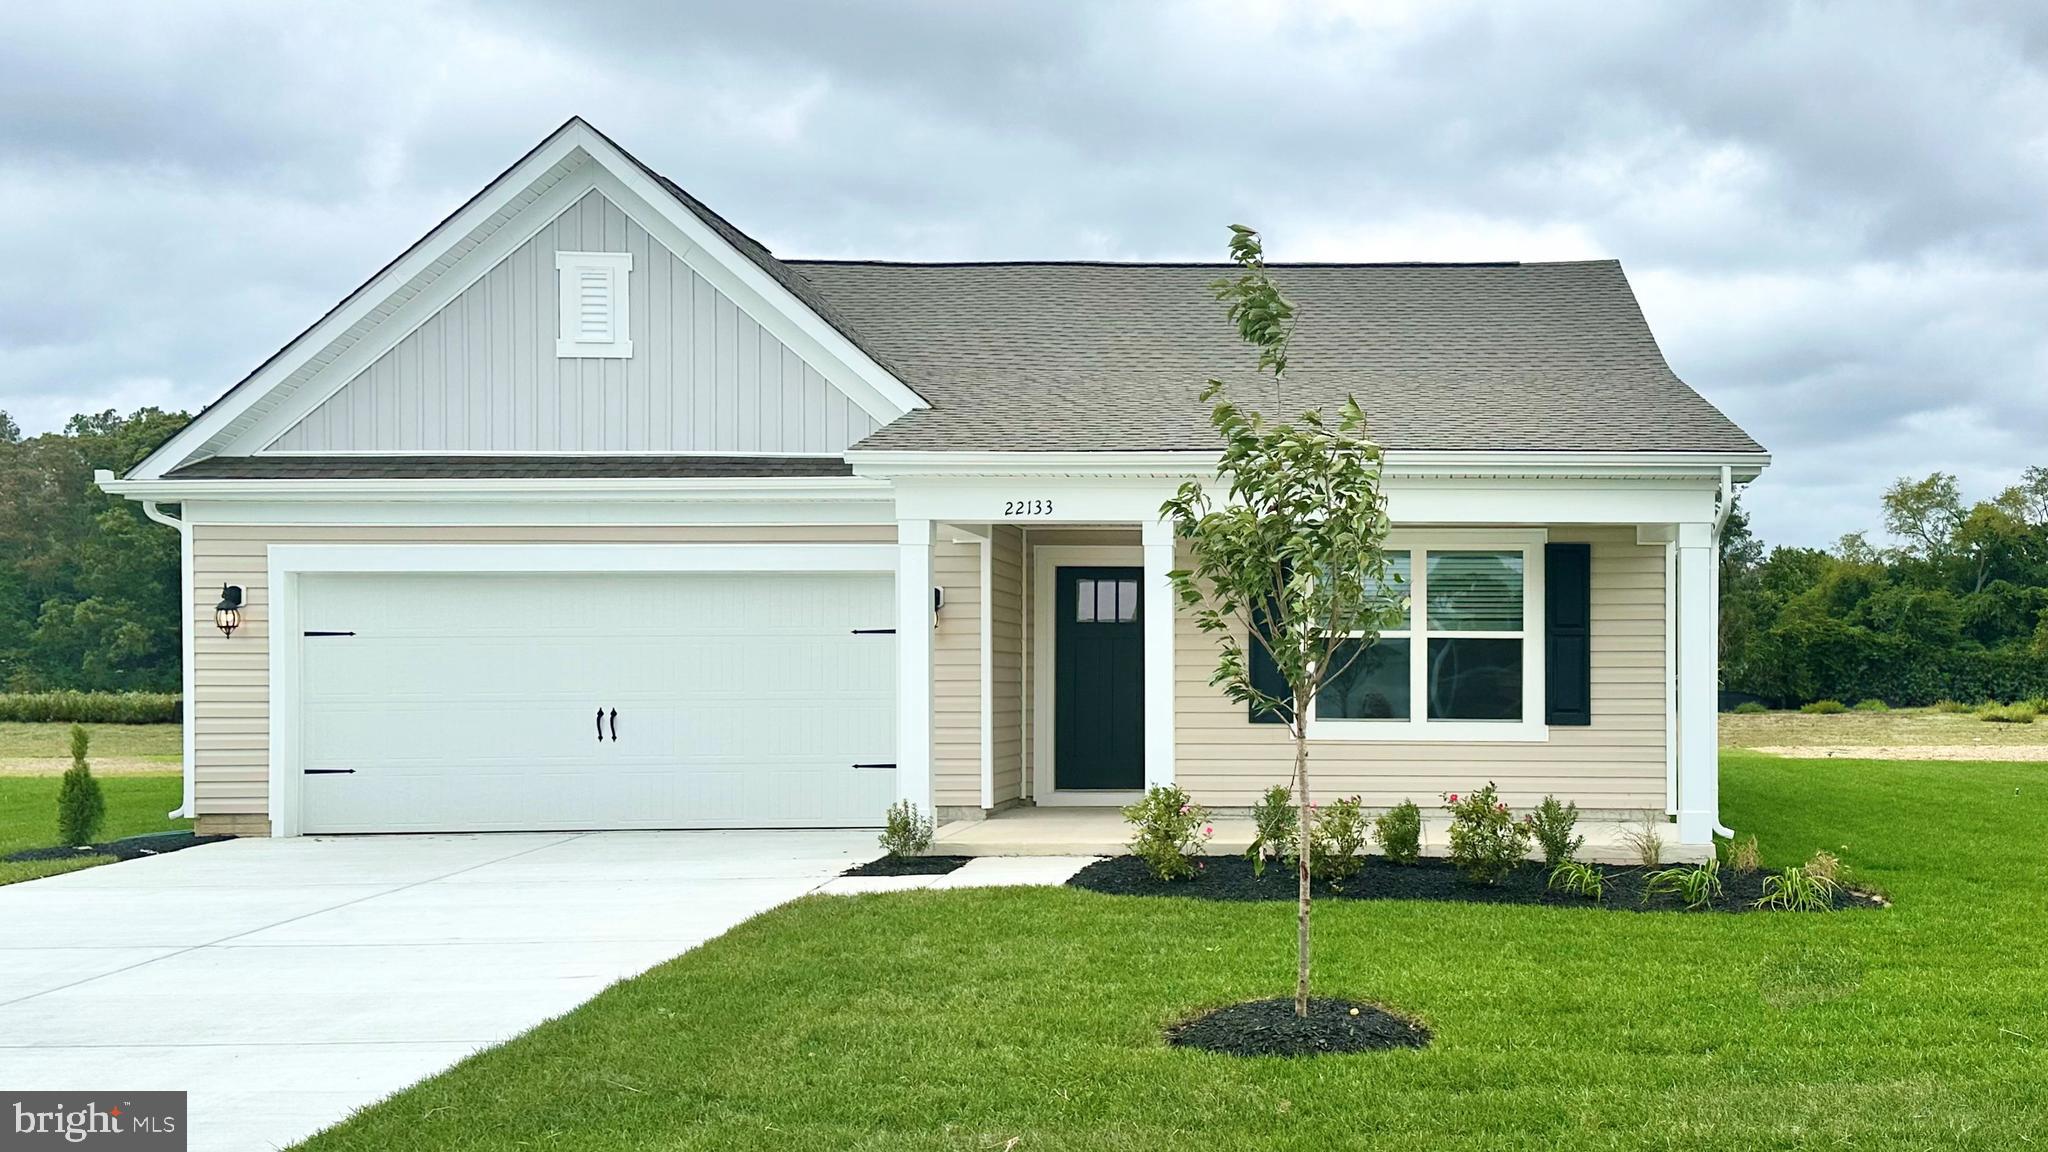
[56,723,106,847]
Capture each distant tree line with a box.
[1721,467,2048,706]
[0,408,188,692]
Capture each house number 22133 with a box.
[1003,499,1054,516]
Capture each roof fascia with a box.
[96,470,890,504]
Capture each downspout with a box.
[139,499,197,820]
[1709,465,1735,839]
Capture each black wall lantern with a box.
[214,584,244,638]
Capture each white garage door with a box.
[296,571,897,833]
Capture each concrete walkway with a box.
[0,830,876,1151]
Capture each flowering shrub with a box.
[1443,783,1531,885]
[1122,785,1213,881]
[1525,794,1583,868]
[1372,798,1422,865]
[1244,784,1297,877]
[1305,795,1369,883]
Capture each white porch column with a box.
[895,518,935,815]
[1141,515,1177,792]
[1674,521,1717,845]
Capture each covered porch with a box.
[871,453,1742,849]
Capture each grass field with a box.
[1720,705,2048,757]
[0,772,186,885]
[0,722,182,775]
[296,752,2048,1151]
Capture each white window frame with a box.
[556,251,633,358]
[1306,528,1548,743]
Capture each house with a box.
[100,118,1766,851]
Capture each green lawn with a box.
[0,772,188,885]
[300,753,2048,1151]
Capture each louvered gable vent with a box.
[556,251,633,358]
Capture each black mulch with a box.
[1167,997,1432,1057]
[4,830,231,865]
[1069,854,1881,913]
[841,854,974,877]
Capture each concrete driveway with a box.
[0,830,876,1151]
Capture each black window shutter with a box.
[1545,542,1593,726]
[1248,595,1293,725]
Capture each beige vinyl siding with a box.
[931,538,982,809]
[189,522,894,835]
[1173,527,1668,814]
[989,527,1025,805]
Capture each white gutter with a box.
[1709,464,1736,840]
[847,448,1771,481]
[95,474,890,503]
[138,498,196,821]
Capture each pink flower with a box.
[1447,794,1459,804]
[1203,825,1214,836]
[1497,803,1508,813]
[1178,804,1189,815]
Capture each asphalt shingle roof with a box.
[162,455,853,480]
[781,259,1762,455]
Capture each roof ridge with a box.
[785,258,1565,269]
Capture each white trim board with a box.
[264,540,898,837]
[1030,543,1144,805]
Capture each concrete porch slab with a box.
[935,807,1711,864]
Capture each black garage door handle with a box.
[596,707,605,743]
[609,708,618,742]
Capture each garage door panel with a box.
[298,571,896,833]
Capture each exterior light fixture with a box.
[214,584,244,638]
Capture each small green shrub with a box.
[1731,700,1769,714]
[1979,703,2038,724]
[1244,785,1297,877]
[1851,698,1889,712]
[1723,834,1761,875]
[0,691,182,724]
[2028,697,2048,714]
[1547,859,1604,901]
[877,799,933,858]
[1803,849,1843,884]
[1122,785,1212,882]
[1443,783,1531,885]
[56,724,107,847]
[1525,795,1583,868]
[1372,798,1422,865]
[1303,795,1368,884]
[1933,699,1973,714]
[1755,865,1838,912]
[1644,858,1723,911]
[1800,699,1848,715]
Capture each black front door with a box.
[1054,566,1145,790]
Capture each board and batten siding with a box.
[1172,527,1668,813]
[268,189,877,454]
[188,522,895,836]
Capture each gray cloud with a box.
[2,0,2044,546]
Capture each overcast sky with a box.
[3,1,2044,546]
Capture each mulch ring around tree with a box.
[840,854,974,877]
[1167,997,1432,1057]
[3,830,232,865]
[1070,854,1883,913]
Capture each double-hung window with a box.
[1308,530,1547,742]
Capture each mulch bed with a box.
[841,854,974,877]
[3,830,231,864]
[1167,997,1432,1057]
[1070,854,1881,913]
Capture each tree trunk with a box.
[1293,695,1313,1018]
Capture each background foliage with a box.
[0,407,188,693]
[1721,466,2048,706]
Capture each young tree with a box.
[57,723,106,847]
[1162,226,1404,1018]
